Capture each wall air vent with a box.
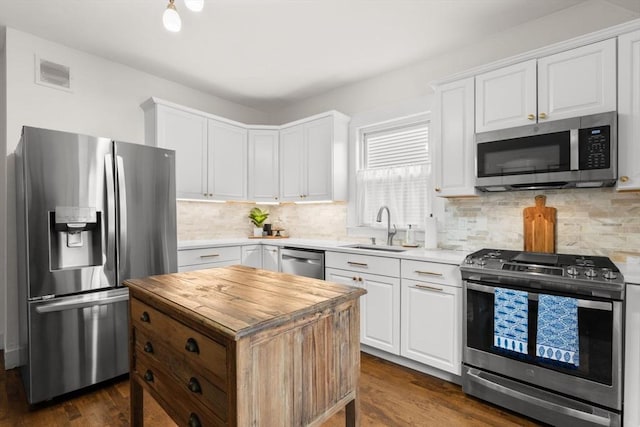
[35,56,72,92]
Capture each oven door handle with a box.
[465,368,614,426]
[465,281,613,311]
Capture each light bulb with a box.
[184,0,204,12]
[163,0,182,32]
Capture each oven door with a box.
[463,280,622,411]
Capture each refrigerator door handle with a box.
[104,154,117,280]
[34,291,129,314]
[116,155,128,277]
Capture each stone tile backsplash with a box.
[177,188,640,263]
[439,188,640,263]
[177,201,350,241]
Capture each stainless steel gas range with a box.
[460,249,624,427]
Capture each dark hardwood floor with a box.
[0,351,540,426]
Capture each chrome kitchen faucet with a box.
[376,206,396,246]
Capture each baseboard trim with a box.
[3,345,23,370]
[361,345,462,385]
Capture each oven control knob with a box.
[602,269,618,280]
[584,268,598,278]
[476,258,487,266]
[566,266,579,276]
[465,257,475,264]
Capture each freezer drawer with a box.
[24,288,129,403]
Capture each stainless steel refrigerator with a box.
[15,126,177,404]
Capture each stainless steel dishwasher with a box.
[279,247,325,279]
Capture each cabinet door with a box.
[209,119,248,201]
[538,38,616,123]
[241,245,262,268]
[326,268,400,355]
[475,59,537,132]
[262,245,279,271]
[156,105,208,200]
[280,124,305,201]
[248,129,279,202]
[304,116,333,201]
[401,279,461,374]
[618,30,640,191]
[432,78,477,197]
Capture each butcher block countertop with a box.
[125,265,366,340]
[125,265,366,426]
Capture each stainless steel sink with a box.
[340,244,407,253]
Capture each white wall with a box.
[271,0,640,123]
[0,31,7,350]
[1,27,270,367]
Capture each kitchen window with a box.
[356,115,430,228]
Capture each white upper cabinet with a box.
[144,98,348,203]
[475,60,537,132]
[432,77,477,198]
[248,129,279,202]
[147,104,209,200]
[475,39,616,133]
[538,38,616,122]
[209,120,247,201]
[279,113,349,202]
[617,30,640,191]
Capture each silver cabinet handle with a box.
[199,253,220,258]
[415,270,443,277]
[347,261,368,267]
[413,284,443,292]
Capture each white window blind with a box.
[357,119,430,228]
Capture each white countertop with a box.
[178,238,468,265]
[619,263,640,285]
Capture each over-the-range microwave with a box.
[475,111,617,192]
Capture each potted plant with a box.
[248,207,269,237]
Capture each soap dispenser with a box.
[404,224,415,246]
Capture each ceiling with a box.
[0,0,637,111]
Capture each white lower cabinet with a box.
[177,246,241,272]
[625,283,640,427]
[262,245,279,271]
[400,278,461,375]
[241,245,262,268]
[326,267,400,355]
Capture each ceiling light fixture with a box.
[162,0,204,32]
[162,0,181,32]
[184,0,204,12]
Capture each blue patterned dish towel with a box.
[536,294,579,367]
[494,288,528,355]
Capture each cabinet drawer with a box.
[401,259,461,287]
[325,251,400,277]
[178,246,241,267]
[131,298,228,388]
[134,351,225,427]
[134,329,228,421]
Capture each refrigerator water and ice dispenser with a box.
[49,206,102,270]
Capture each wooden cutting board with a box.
[523,195,556,253]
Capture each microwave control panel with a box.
[579,125,610,170]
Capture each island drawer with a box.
[401,259,461,287]
[134,351,225,427]
[325,251,400,277]
[131,298,228,387]
[178,246,241,268]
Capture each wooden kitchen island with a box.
[124,265,366,427]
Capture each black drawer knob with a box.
[188,413,201,427]
[144,342,154,353]
[185,338,199,354]
[144,370,154,382]
[188,377,202,393]
[140,311,150,322]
